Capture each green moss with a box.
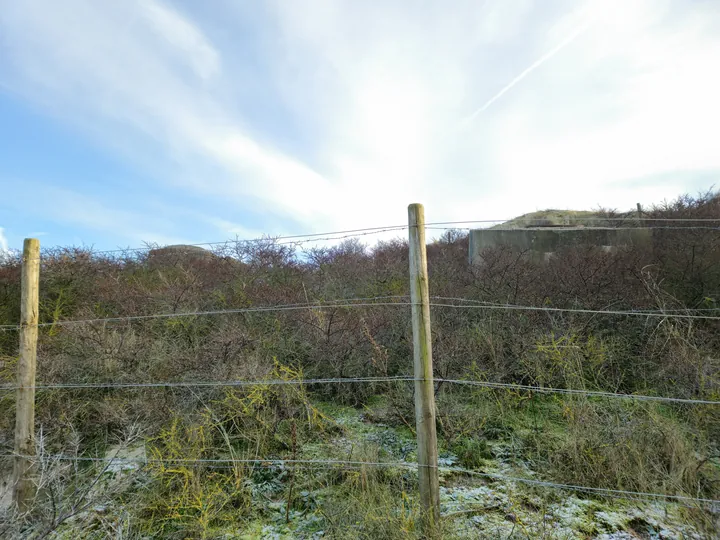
[450,436,492,469]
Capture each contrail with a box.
[462,18,593,123]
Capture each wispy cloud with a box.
[0,0,336,225]
[1,0,719,248]
[139,0,221,80]
[0,228,8,253]
[462,16,593,123]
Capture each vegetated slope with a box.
[0,193,718,538]
[490,209,613,228]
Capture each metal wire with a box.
[435,378,719,405]
[0,373,715,406]
[429,225,720,232]
[4,295,720,333]
[276,227,407,246]
[0,297,412,330]
[0,376,414,391]
[451,467,720,506]
[0,454,412,468]
[428,217,720,225]
[20,225,411,259]
[15,215,720,262]
[3,453,716,506]
[429,301,720,320]
[431,295,720,313]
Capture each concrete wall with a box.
[469,228,654,264]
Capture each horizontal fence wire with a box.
[0,375,716,406]
[0,297,412,331]
[16,225,412,260]
[434,379,720,405]
[456,469,720,507]
[11,215,720,262]
[427,225,720,232]
[432,296,720,313]
[275,227,408,246]
[429,301,720,320]
[1,453,717,507]
[4,295,720,333]
[0,376,415,391]
[429,217,720,225]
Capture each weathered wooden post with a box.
[408,204,440,534]
[13,238,40,511]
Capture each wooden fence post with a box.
[13,238,40,511]
[408,203,440,534]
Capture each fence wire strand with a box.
[0,375,716,406]
[0,376,415,391]
[434,378,720,405]
[0,297,412,331]
[4,295,720,333]
[2,453,717,507]
[429,301,720,320]
[12,215,720,262]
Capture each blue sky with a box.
[1,0,719,252]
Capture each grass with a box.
[2,385,716,539]
[489,210,618,229]
[2,192,720,537]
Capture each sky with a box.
[1,0,719,252]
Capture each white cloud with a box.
[138,0,221,80]
[0,228,8,253]
[264,0,720,224]
[0,0,338,227]
[1,0,719,244]
[481,0,720,213]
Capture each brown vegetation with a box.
[0,193,719,537]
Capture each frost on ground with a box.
[440,482,708,539]
[5,407,716,539]
[313,407,714,539]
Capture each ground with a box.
[28,402,714,539]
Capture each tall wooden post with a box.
[408,204,440,533]
[13,238,40,511]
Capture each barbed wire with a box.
[0,373,715,406]
[0,376,414,391]
[276,227,407,246]
[434,379,719,405]
[2,453,716,506]
[428,225,720,232]
[430,295,720,313]
[0,454,414,469]
[453,467,720,506]
[11,215,720,262]
[429,217,720,225]
[0,296,412,331]
[15,225,411,260]
[429,301,720,320]
[4,294,720,333]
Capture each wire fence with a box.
[6,213,720,262]
[0,453,717,508]
[2,217,720,521]
[0,374,717,406]
[4,294,720,333]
